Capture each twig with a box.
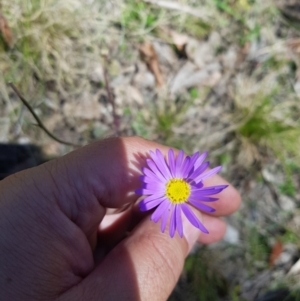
[9,83,80,147]
[143,0,211,21]
[103,68,120,136]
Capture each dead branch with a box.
[9,83,80,147]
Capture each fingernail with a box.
[182,211,202,252]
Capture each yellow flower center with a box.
[166,179,191,204]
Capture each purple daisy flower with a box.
[136,149,228,238]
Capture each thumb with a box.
[60,208,203,301]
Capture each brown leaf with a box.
[0,13,13,48]
[269,240,283,267]
[139,42,164,87]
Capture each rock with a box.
[279,195,296,211]
[288,258,300,276]
[185,39,214,68]
[133,62,156,89]
[89,63,104,83]
[223,224,240,245]
[170,61,221,94]
[18,137,31,144]
[152,41,178,66]
[274,243,299,269]
[277,251,294,266]
[262,168,277,183]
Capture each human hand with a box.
[0,137,241,301]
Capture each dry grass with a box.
[0,0,117,139]
[2,1,92,89]
[232,73,300,167]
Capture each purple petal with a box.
[192,182,204,189]
[194,166,222,183]
[176,205,183,237]
[135,188,144,195]
[151,200,169,223]
[194,151,208,169]
[149,150,167,178]
[168,149,176,177]
[147,159,167,181]
[161,203,171,233]
[142,168,162,183]
[169,206,176,238]
[140,176,161,184]
[135,188,165,196]
[191,185,228,196]
[181,204,209,233]
[142,193,165,203]
[139,175,147,182]
[189,196,218,202]
[144,182,165,191]
[189,161,210,180]
[139,196,166,211]
[188,199,216,213]
[175,150,184,177]
[180,156,191,178]
[185,151,200,177]
[154,149,173,179]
